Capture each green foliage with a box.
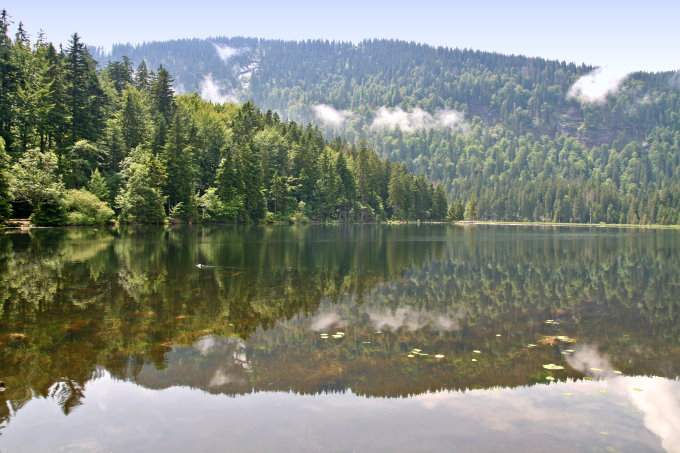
[95,37,680,225]
[9,147,65,224]
[63,188,114,225]
[86,168,110,202]
[115,147,166,224]
[0,137,12,222]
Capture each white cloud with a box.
[565,344,614,376]
[367,306,464,332]
[213,43,240,63]
[311,104,357,127]
[199,74,238,104]
[567,67,631,104]
[370,107,465,133]
[309,310,344,331]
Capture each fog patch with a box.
[312,104,357,127]
[567,67,631,104]
[213,43,240,63]
[565,344,613,375]
[370,107,465,133]
[367,306,464,332]
[193,335,217,355]
[310,310,344,331]
[199,74,238,104]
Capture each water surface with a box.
[1,225,679,452]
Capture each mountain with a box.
[92,38,680,224]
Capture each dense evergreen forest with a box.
[93,37,680,224]
[0,12,448,225]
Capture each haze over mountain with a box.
[91,37,680,224]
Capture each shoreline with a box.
[3,219,679,230]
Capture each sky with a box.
[3,0,679,73]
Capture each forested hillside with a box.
[0,12,448,225]
[93,38,680,224]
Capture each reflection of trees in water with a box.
[0,225,445,420]
[0,226,678,419]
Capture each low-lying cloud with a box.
[213,43,240,63]
[565,344,614,376]
[367,306,465,332]
[199,74,237,104]
[312,104,357,127]
[309,309,344,331]
[370,107,465,133]
[567,67,631,104]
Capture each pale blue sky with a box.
[3,0,679,72]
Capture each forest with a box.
[95,37,680,224]
[0,12,448,226]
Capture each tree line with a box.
[0,12,451,225]
[97,37,680,225]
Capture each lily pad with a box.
[434,354,445,359]
[590,367,602,372]
[412,348,422,353]
[543,364,565,370]
[527,344,537,348]
[407,354,415,358]
[473,350,482,354]
[546,376,555,381]
[495,334,501,337]
[613,370,622,374]
[599,389,607,393]
[492,387,501,391]
[471,358,478,362]
[564,392,574,396]
[633,388,643,392]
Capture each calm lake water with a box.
[0,225,679,452]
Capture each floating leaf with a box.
[565,349,575,353]
[527,344,537,348]
[543,364,565,370]
[613,370,622,374]
[434,354,445,359]
[633,388,643,392]
[600,432,609,435]
[590,368,602,372]
[331,334,343,339]
[564,392,574,396]
[599,389,607,393]
[495,334,501,337]
[374,331,382,334]
[584,377,594,381]
[546,376,555,381]
[473,350,482,354]
[362,341,371,344]
[412,348,422,353]
[471,358,478,362]
[493,387,501,391]
[407,354,415,358]
[336,331,345,335]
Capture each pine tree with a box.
[162,107,196,220]
[86,168,109,203]
[432,184,448,221]
[0,10,19,151]
[134,60,151,91]
[0,137,12,221]
[64,33,104,144]
[150,66,174,124]
[465,194,477,220]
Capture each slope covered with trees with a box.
[94,37,680,224]
[0,11,448,225]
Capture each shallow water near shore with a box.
[1,224,679,452]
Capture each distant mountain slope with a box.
[92,38,680,224]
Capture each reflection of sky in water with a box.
[2,372,677,452]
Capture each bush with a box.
[64,189,115,225]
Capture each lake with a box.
[0,224,679,452]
